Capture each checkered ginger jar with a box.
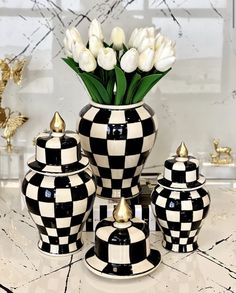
[78,101,158,199]
[151,150,211,253]
[22,129,96,255]
[85,217,161,278]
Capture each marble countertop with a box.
[0,183,236,293]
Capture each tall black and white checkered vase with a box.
[22,130,96,255]
[78,101,158,199]
[151,154,211,253]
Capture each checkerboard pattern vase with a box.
[151,153,210,253]
[78,101,158,199]
[22,130,96,255]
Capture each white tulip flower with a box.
[132,28,148,49]
[78,48,97,72]
[88,19,104,41]
[138,48,155,72]
[97,47,117,70]
[128,28,139,48]
[89,35,104,57]
[155,33,165,50]
[69,27,82,43]
[129,27,158,48]
[63,38,73,57]
[120,48,139,73]
[64,27,84,58]
[155,34,174,50]
[146,27,155,38]
[64,27,83,56]
[155,56,176,72]
[155,42,175,60]
[154,42,176,72]
[71,42,86,62]
[138,37,155,53]
[110,27,126,50]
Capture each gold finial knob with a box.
[113,197,132,223]
[176,142,188,157]
[50,112,66,133]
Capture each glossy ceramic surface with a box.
[22,168,96,255]
[151,153,210,252]
[151,185,210,252]
[21,129,96,255]
[85,217,161,278]
[28,131,89,174]
[157,155,206,190]
[0,183,236,292]
[85,247,161,280]
[78,102,158,199]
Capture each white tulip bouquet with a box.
[63,19,176,105]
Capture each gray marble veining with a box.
[0,184,236,292]
[0,0,235,167]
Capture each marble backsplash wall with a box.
[0,0,235,168]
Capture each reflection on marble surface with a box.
[0,184,236,292]
[0,0,235,167]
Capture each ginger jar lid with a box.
[28,112,89,175]
[85,198,161,279]
[157,142,206,190]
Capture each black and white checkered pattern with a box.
[157,155,205,189]
[151,184,210,252]
[28,131,89,174]
[85,217,161,278]
[22,168,96,255]
[78,102,158,199]
[84,204,159,232]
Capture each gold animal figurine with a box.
[210,139,233,164]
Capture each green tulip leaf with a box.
[79,74,103,104]
[125,73,141,104]
[95,66,105,84]
[82,72,111,104]
[63,57,171,105]
[62,57,81,75]
[122,44,128,52]
[62,58,111,104]
[63,58,101,103]
[114,65,127,105]
[107,76,115,99]
[132,69,171,103]
[103,42,110,48]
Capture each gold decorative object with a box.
[50,112,66,133]
[210,139,233,164]
[0,98,10,128]
[176,141,188,157]
[2,114,28,151]
[0,58,26,92]
[0,57,28,151]
[113,197,132,223]
[0,60,10,95]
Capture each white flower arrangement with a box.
[63,19,176,105]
